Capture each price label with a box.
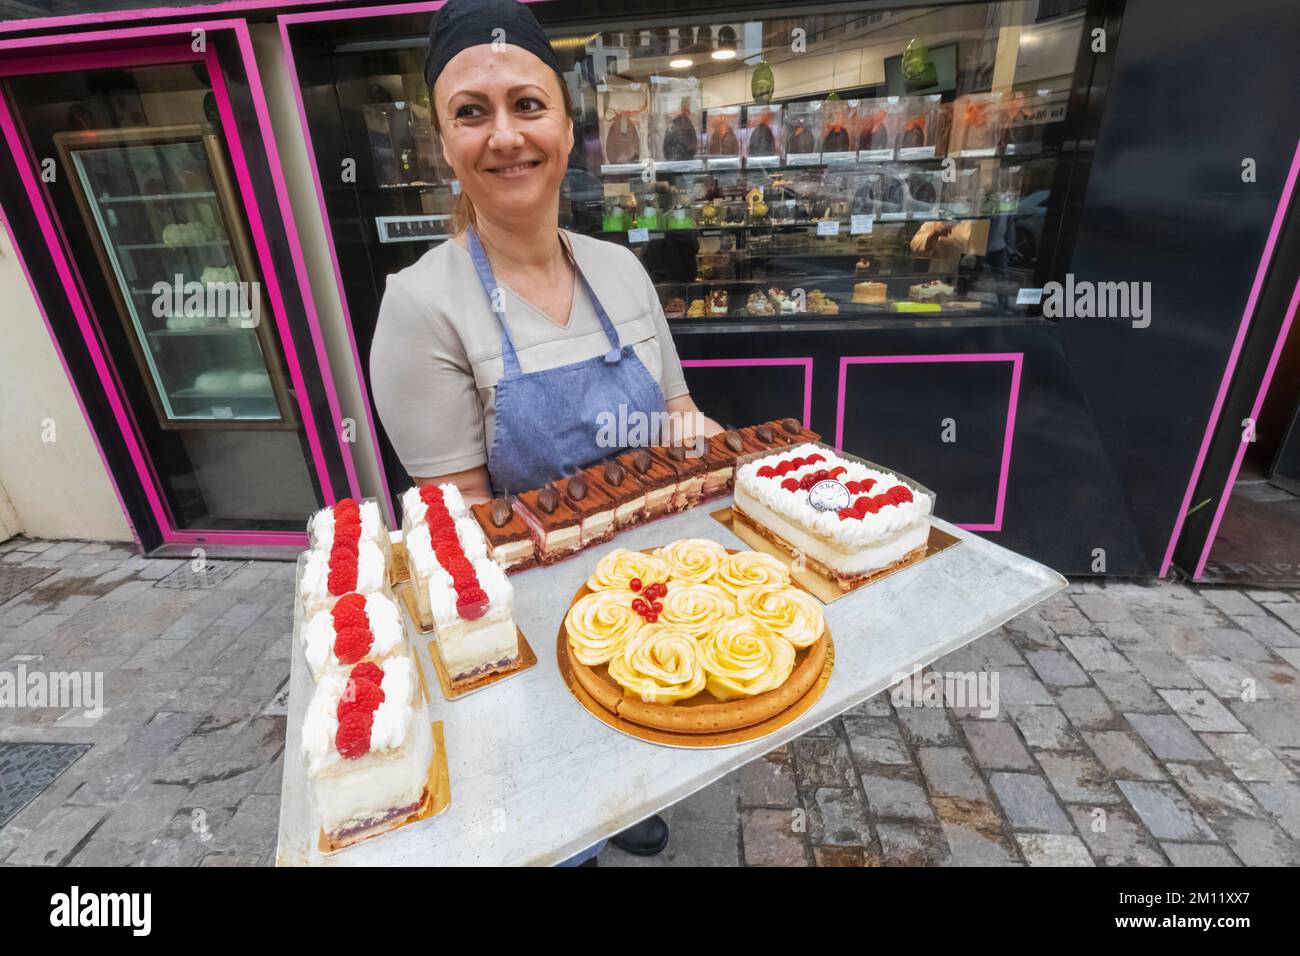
[1017,287,1044,305]
[628,227,650,244]
[850,214,875,235]
[816,219,840,237]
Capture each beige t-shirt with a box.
[370,230,690,478]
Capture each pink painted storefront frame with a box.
[835,353,1024,533]
[0,19,362,549]
[679,357,815,429]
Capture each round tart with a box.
[561,541,829,734]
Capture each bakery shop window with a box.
[552,0,1089,326]
[316,1,1091,327]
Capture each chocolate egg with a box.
[632,450,652,473]
[537,485,559,514]
[724,430,744,453]
[567,476,588,500]
[755,424,775,443]
[604,461,626,486]
[781,418,801,434]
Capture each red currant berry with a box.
[629,578,642,592]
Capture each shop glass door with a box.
[3,56,323,538]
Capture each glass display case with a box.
[54,125,296,428]
[305,0,1083,329]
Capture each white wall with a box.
[250,22,393,523]
[0,219,135,543]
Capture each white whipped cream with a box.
[428,556,513,627]
[301,657,415,772]
[309,500,384,552]
[302,592,405,677]
[735,442,932,550]
[300,540,387,600]
[401,483,468,527]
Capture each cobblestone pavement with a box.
[0,536,1298,867]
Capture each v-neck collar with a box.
[453,229,580,331]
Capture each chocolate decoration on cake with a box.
[567,476,588,500]
[632,449,653,473]
[668,445,687,462]
[537,485,559,514]
[604,461,626,486]
[724,430,744,453]
[489,498,513,528]
[755,424,775,444]
[781,417,801,435]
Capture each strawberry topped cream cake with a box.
[302,592,406,682]
[404,484,520,685]
[299,536,389,620]
[308,498,390,561]
[302,655,433,848]
[733,442,933,589]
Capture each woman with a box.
[370,0,721,864]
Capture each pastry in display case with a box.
[820,99,857,164]
[707,289,730,317]
[856,97,902,159]
[897,95,942,157]
[653,78,703,170]
[54,124,296,430]
[686,297,706,318]
[705,106,742,168]
[364,99,442,187]
[1002,91,1051,155]
[784,101,821,164]
[950,93,1005,157]
[599,80,650,171]
[743,105,782,167]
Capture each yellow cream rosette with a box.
[735,585,825,649]
[586,548,672,591]
[607,624,706,704]
[712,550,790,599]
[658,583,737,640]
[654,538,729,584]
[565,590,645,666]
[699,617,796,701]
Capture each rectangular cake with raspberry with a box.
[470,497,537,572]
[732,442,933,589]
[299,538,389,621]
[302,592,407,682]
[582,459,646,529]
[513,484,583,562]
[301,655,433,848]
[615,448,676,518]
[308,497,390,564]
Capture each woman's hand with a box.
[414,465,494,508]
[665,394,723,457]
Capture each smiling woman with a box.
[366,0,721,865]
[369,0,720,511]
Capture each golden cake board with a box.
[558,629,834,749]
[711,506,960,604]
[317,721,450,854]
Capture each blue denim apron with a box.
[464,224,666,496]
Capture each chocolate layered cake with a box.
[470,497,537,572]
[739,421,796,454]
[701,428,748,497]
[582,459,646,529]
[768,417,822,445]
[561,473,616,546]
[651,444,707,510]
[514,484,583,562]
[615,448,676,519]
